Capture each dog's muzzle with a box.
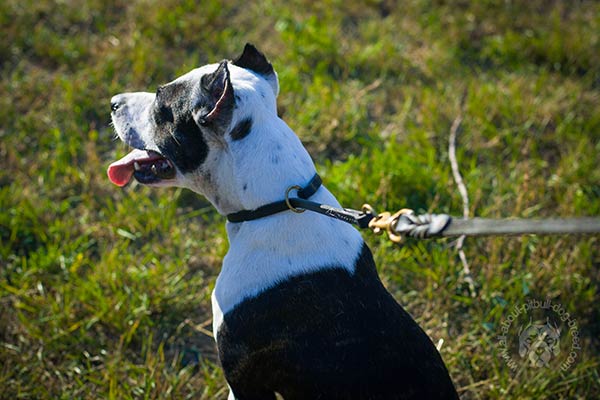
[107,149,176,187]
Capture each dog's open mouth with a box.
[107,149,176,187]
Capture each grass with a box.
[1,0,599,398]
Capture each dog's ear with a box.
[234,43,275,76]
[233,43,279,97]
[193,61,235,133]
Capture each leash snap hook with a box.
[362,204,414,243]
[285,185,305,213]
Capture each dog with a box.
[108,43,459,399]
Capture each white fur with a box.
[110,92,156,149]
[213,189,364,318]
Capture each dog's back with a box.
[217,243,458,399]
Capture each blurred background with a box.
[1,0,599,398]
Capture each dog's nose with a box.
[110,95,124,112]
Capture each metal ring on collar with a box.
[285,185,305,213]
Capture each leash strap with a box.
[226,176,600,242]
[363,207,600,243]
[432,216,600,237]
[287,198,375,229]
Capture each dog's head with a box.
[108,44,314,214]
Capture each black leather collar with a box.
[226,174,322,223]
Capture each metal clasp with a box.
[362,204,414,243]
[285,185,305,213]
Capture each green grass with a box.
[1,0,599,398]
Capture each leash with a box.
[226,174,600,243]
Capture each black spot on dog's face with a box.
[152,81,209,174]
[230,117,252,141]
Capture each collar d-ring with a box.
[285,185,305,213]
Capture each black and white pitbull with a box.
[108,44,458,400]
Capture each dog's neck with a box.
[191,112,317,216]
[212,186,365,321]
[207,116,365,320]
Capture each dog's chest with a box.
[209,219,458,399]
[211,196,365,338]
[212,244,456,399]
[215,244,386,397]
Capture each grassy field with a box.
[1,0,599,398]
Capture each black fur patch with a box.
[229,117,253,141]
[233,43,275,77]
[152,81,209,174]
[217,244,458,400]
[150,63,239,174]
[157,114,209,174]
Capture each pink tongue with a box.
[107,149,155,187]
